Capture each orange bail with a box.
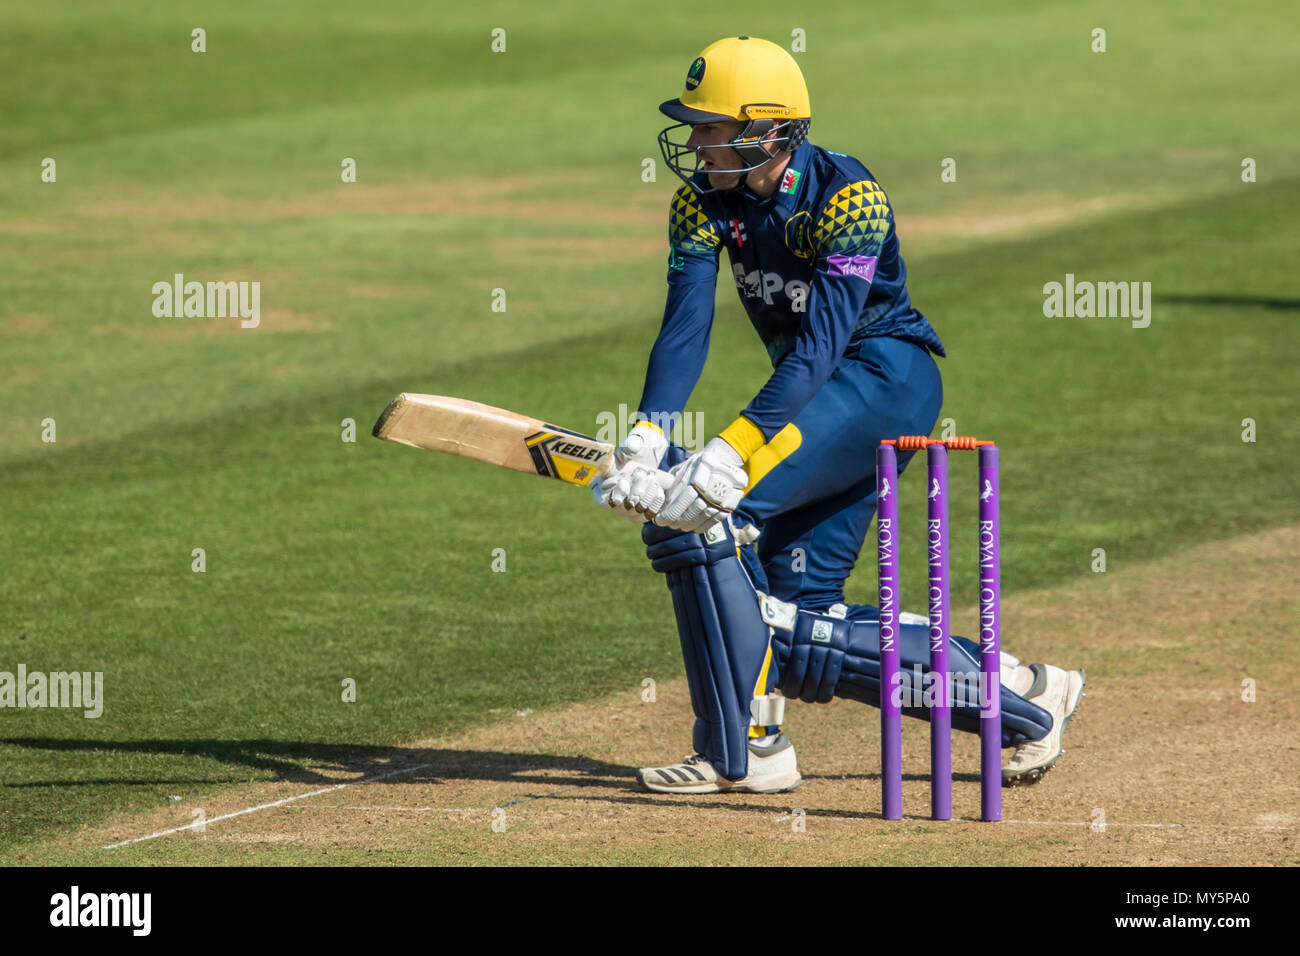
[882,436,995,451]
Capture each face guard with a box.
[658,116,803,193]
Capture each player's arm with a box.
[595,184,722,520]
[654,181,891,534]
[719,179,892,456]
[635,184,722,429]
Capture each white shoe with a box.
[1003,663,1086,785]
[636,733,803,794]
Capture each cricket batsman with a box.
[593,36,1085,794]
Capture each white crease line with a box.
[280,806,483,813]
[104,776,1294,846]
[1000,819,1292,831]
[248,805,1298,831]
[102,762,434,849]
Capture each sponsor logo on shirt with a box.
[826,254,878,282]
[731,263,811,309]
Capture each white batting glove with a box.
[593,420,670,520]
[615,466,673,514]
[614,420,670,470]
[599,464,673,521]
[653,437,748,533]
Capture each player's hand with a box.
[593,421,670,520]
[596,464,671,521]
[615,420,669,471]
[593,466,651,522]
[653,437,748,533]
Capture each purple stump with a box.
[875,443,903,820]
[978,445,1003,822]
[927,444,952,821]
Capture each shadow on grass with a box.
[3,738,983,823]
[0,737,636,787]
[1162,294,1300,310]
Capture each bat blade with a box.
[372,393,614,487]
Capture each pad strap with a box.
[767,602,1052,745]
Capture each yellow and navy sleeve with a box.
[810,179,893,260]
[737,179,893,439]
[636,184,722,426]
[668,184,722,261]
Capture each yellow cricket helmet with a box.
[658,36,812,192]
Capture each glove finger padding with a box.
[628,468,668,515]
[607,471,632,509]
[592,470,650,525]
[656,438,749,531]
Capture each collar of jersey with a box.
[768,141,813,212]
[702,141,812,211]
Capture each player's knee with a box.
[764,570,846,611]
[643,521,731,572]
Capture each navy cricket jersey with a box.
[637,141,945,443]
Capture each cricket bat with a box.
[372,393,616,488]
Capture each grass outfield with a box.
[1,1,1297,861]
[24,525,1300,865]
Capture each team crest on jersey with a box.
[685,57,706,90]
[783,210,813,260]
[779,169,801,195]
